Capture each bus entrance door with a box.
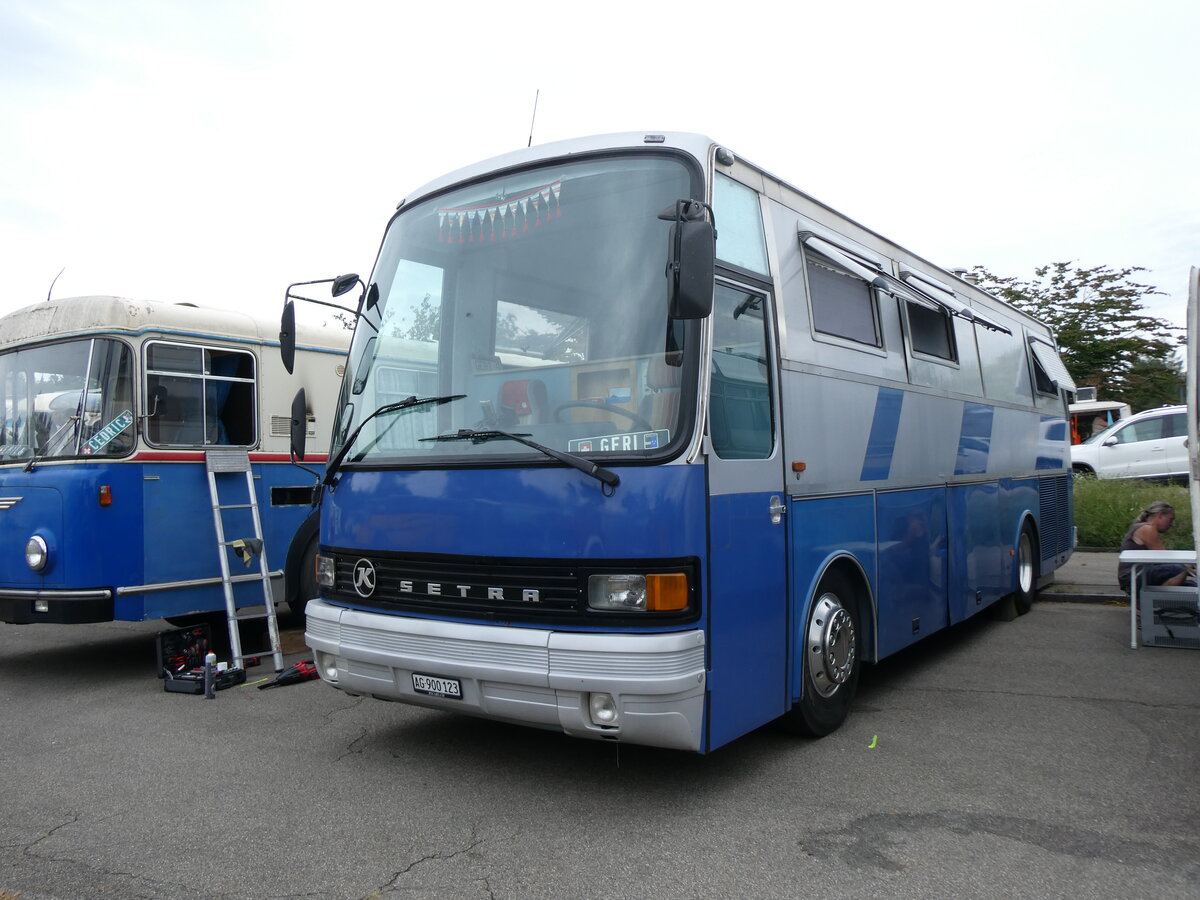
[703,283,787,749]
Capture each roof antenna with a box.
[47,267,65,302]
[527,89,540,147]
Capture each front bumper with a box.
[0,588,114,624]
[304,599,707,752]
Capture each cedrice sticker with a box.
[80,410,134,455]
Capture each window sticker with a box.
[569,430,669,453]
[80,410,134,456]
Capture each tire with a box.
[1014,522,1039,616]
[287,536,319,620]
[781,569,861,737]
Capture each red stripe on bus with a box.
[131,452,329,463]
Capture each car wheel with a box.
[1014,522,1038,616]
[781,569,861,737]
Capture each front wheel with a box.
[781,570,861,737]
[1014,523,1039,616]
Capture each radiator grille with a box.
[1038,474,1072,560]
[322,549,699,626]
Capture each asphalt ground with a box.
[1040,549,1127,604]
[1,564,1198,899]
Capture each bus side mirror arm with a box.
[280,274,379,374]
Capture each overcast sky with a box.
[1,0,1196,336]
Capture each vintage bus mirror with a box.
[290,388,308,462]
[663,201,715,320]
[280,301,297,375]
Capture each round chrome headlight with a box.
[25,535,49,572]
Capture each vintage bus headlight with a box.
[316,554,335,588]
[25,535,49,572]
[587,573,689,612]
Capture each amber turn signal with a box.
[646,573,689,611]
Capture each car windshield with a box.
[332,152,700,467]
[0,338,135,462]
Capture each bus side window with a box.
[709,284,773,459]
[145,342,256,447]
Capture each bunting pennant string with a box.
[437,178,563,244]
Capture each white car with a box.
[1071,404,1189,482]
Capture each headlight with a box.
[25,535,48,572]
[589,574,646,610]
[316,554,335,588]
[587,573,689,612]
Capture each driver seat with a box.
[498,379,550,425]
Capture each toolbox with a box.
[156,623,247,693]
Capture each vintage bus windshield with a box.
[0,338,134,461]
[334,153,700,466]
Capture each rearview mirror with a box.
[332,273,362,299]
[663,201,714,320]
[280,301,297,375]
[290,388,308,462]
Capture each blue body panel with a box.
[323,464,707,576]
[705,490,787,749]
[0,462,142,593]
[876,487,949,656]
[0,459,320,621]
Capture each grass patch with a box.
[1072,476,1193,549]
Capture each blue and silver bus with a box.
[0,296,347,627]
[288,133,1075,752]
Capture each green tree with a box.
[1122,355,1185,411]
[969,262,1183,406]
[401,293,440,341]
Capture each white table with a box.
[1119,549,1197,648]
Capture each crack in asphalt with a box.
[362,832,484,898]
[335,725,371,762]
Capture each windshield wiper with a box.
[324,394,465,487]
[421,428,620,493]
[23,416,81,472]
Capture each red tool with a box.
[257,659,318,690]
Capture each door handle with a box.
[769,495,786,525]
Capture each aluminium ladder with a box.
[205,449,284,672]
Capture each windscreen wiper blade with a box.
[23,416,80,472]
[422,428,620,492]
[324,394,465,487]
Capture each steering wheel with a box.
[553,401,654,432]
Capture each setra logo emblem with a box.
[352,558,377,597]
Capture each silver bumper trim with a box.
[115,570,282,596]
[0,588,112,601]
[305,599,707,751]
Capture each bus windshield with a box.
[333,152,701,467]
[0,338,135,462]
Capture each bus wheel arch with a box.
[782,557,872,738]
[1013,516,1040,616]
[284,510,321,620]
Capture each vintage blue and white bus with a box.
[0,297,347,627]
[290,132,1075,752]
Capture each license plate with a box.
[412,673,462,699]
